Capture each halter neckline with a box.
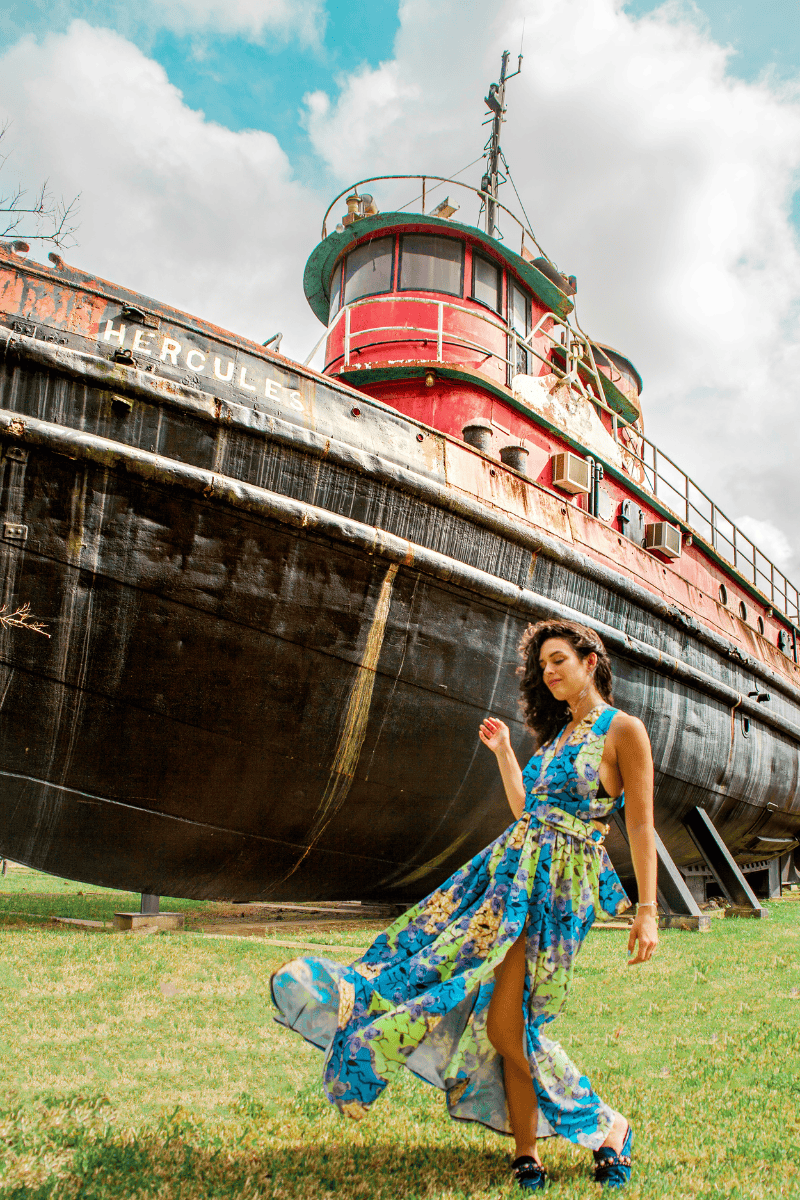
[550,702,609,756]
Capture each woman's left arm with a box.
[614,714,659,965]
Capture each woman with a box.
[271,619,658,1192]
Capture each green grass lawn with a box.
[0,870,798,1199]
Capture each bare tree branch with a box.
[0,603,50,638]
[0,122,80,249]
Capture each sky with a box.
[0,0,799,578]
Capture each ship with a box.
[0,53,798,919]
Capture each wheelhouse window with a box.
[604,347,642,396]
[509,281,532,376]
[343,236,394,304]
[329,262,343,319]
[399,234,464,296]
[472,252,502,313]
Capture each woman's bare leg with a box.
[487,930,541,1162]
[600,1113,629,1152]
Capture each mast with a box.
[481,49,522,238]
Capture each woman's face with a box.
[538,637,597,702]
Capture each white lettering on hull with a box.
[99,321,308,414]
[160,338,181,365]
[102,320,126,345]
[132,329,153,355]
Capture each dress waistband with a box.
[530,802,609,845]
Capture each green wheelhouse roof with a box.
[303,212,576,326]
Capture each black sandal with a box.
[592,1124,633,1189]
[511,1155,548,1192]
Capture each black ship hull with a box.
[0,320,798,901]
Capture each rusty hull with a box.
[0,246,798,899]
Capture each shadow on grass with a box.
[0,1126,543,1200]
[0,1085,619,1200]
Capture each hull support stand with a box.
[113,893,185,932]
[612,813,711,931]
[683,806,768,919]
[781,852,800,888]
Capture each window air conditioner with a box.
[551,452,591,495]
[645,521,682,559]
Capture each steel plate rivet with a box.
[416,433,424,442]
[351,407,361,417]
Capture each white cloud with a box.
[304,0,800,565]
[149,0,326,46]
[0,21,322,358]
[736,517,795,573]
[3,3,800,580]
[0,0,326,50]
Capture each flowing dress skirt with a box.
[271,802,629,1149]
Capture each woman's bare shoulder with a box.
[608,709,651,744]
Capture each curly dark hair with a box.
[518,618,613,748]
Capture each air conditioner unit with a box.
[645,521,682,559]
[551,452,591,495]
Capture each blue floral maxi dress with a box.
[271,704,630,1148]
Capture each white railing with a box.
[306,293,617,419]
[306,294,799,628]
[630,436,799,623]
[320,174,554,264]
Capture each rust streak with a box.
[274,561,399,887]
[388,829,472,888]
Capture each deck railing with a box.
[306,268,799,630]
[630,436,799,623]
[306,294,616,421]
[319,173,553,263]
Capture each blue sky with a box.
[0,0,401,175]
[1,2,796,176]
[1,0,799,566]
[628,1,800,84]
[154,1,400,137]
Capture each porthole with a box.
[757,616,765,636]
[718,584,728,606]
[741,714,750,737]
[739,601,748,621]
[778,629,789,653]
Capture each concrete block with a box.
[659,913,712,932]
[724,905,769,920]
[113,912,185,932]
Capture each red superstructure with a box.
[304,183,798,682]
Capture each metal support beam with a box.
[781,851,800,887]
[140,893,160,915]
[683,806,767,919]
[612,812,710,930]
[767,857,782,901]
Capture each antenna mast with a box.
[481,48,522,238]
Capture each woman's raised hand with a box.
[479,717,511,754]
